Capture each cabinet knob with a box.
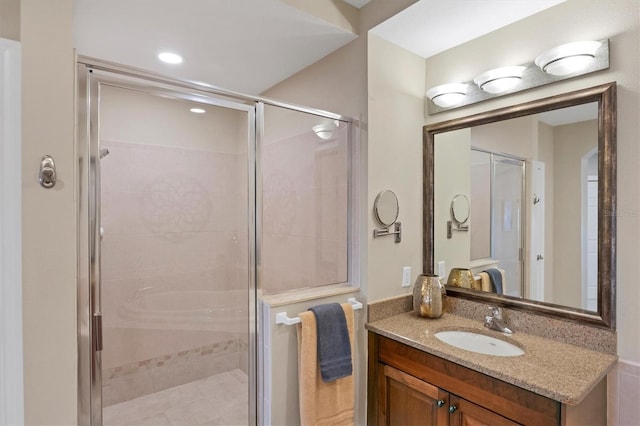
[437,400,445,408]
[449,405,457,414]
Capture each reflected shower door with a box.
[87,76,256,425]
[492,156,525,297]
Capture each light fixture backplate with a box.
[426,39,609,115]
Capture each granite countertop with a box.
[366,311,617,405]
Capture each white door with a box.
[585,177,598,310]
[530,161,545,302]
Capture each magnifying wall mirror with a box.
[374,190,399,226]
[423,83,616,328]
[373,190,402,243]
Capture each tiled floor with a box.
[104,369,248,426]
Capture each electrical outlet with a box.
[402,266,411,287]
[438,261,446,279]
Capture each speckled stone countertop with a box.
[366,311,617,405]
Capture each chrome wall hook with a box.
[39,155,57,188]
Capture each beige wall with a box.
[367,33,425,300]
[552,120,598,307]
[471,116,537,159]
[0,0,20,40]
[433,128,471,278]
[425,0,640,365]
[20,0,77,424]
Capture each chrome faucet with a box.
[484,307,513,334]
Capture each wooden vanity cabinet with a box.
[379,364,449,425]
[368,333,561,426]
[380,363,518,426]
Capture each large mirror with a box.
[423,83,616,328]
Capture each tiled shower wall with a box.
[99,86,249,406]
[100,140,248,405]
[260,106,349,294]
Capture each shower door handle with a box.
[93,312,103,352]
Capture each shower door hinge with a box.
[93,312,103,352]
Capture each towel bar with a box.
[275,298,363,325]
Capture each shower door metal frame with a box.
[77,63,259,426]
[470,147,527,297]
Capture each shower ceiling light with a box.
[474,66,526,94]
[158,52,183,64]
[312,123,336,140]
[535,41,602,76]
[426,83,468,108]
[190,107,206,114]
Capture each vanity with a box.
[366,308,616,426]
[366,82,619,425]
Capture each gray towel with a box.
[308,303,352,382]
[483,268,503,295]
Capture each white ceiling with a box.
[370,0,566,59]
[341,0,371,8]
[74,0,567,97]
[537,102,598,126]
[73,0,357,95]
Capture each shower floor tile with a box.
[104,369,249,426]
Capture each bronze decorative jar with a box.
[413,274,445,319]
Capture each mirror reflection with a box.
[451,194,470,225]
[434,102,598,311]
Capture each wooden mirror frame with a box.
[423,82,616,329]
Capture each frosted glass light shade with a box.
[312,123,335,140]
[535,41,602,76]
[426,83,468,108]
[474,66,526,94]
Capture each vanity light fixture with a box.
[474,66,526,94]
[190,107,206,114]
[158,52,183,64]
[535,41,602,76]
[426,39,609,114]
[426,83,468,108]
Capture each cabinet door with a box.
[378,364,449,426]
[449,395,521,426]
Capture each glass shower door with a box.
[492,156,525,297]
[85,73,256,425]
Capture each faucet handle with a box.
[488,306,502,319]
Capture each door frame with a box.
[0,38,23,426]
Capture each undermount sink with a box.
[435,330,524,357]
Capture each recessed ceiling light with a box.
[190,108,206,114]
[158,52,183,64]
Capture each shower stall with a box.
[77,60,352,425]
